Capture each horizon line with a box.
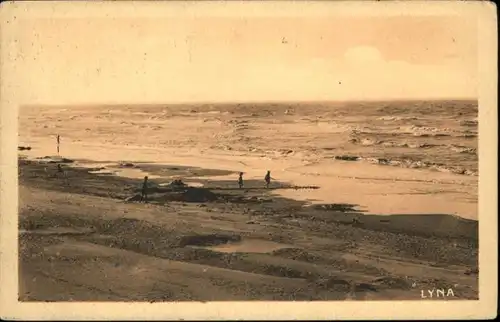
[22,97,478,107]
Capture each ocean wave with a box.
[349,125,468,138]
[411,133,452,137]
[448,145,477,155]
[347,136,476,156]
[458,131,478,138]
[349,137,439,149]
[386,142,438,149]
[333,155,477,176]
[400,125,456,137]
[349,138,381,146]
[460,119,478,127]
[377,116,419,121]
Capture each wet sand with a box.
[19,158,478,301]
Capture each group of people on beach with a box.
[53,134,278,204]
[140,170,275,203]
[238,170,274,189]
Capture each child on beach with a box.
[141,176,149,203]
[264,170,272,188]
[238,172,244,189]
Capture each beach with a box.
[18,101,479,301]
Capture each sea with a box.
[20,99,478,177]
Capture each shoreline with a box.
[19,156,480,235]
[18,136,479,220]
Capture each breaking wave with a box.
[333,155,477,176]
[377,116,419,121]
[349,137,439,149]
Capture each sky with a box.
[14,14,478,104]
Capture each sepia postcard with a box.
[1,0,497,320]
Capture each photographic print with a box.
[1,0,497,320]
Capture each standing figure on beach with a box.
[56,134,60,155]
[238,172,244,189]
[264,170,271,188]
[141,176,149,203]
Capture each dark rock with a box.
[335,155,360,161]
[119,162,136,168]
